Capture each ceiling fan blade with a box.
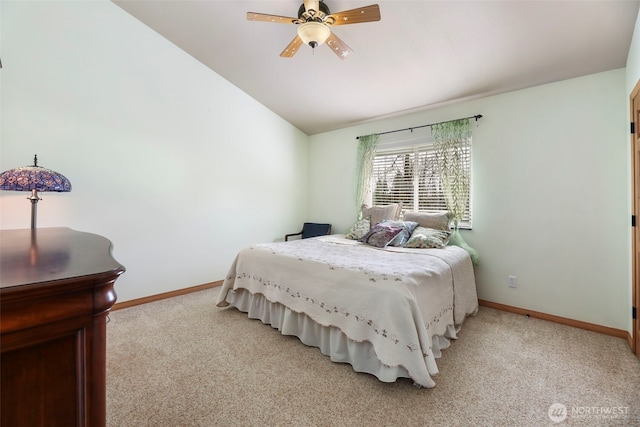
[247,12,298,24]
[327,4,381,26]
[326,32,353,60]
[280,35,303,58]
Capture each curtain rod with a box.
[356,114,483,139]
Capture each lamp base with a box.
[28,189,41,229]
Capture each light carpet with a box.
[106,287,640,426]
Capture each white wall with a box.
[628,8,640,94]
[0,1,309,302]
[309,69,630,332]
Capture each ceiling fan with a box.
[247,0,381,60]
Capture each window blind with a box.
[371,143,472,227]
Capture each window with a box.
[370,142,472,228]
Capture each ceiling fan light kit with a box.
[297,22,330,48]
[247,0,381,59]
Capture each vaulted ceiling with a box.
[113,1,640,135]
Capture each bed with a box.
[216,233,478,388]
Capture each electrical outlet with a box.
[508,275,517,288]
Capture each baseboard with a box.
[112,280,223,311]
[478,299,630,342]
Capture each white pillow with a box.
[402,211,451,231]
[361,203,402,228]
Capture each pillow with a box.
[449,229,480,265]
[380,219,419,247]
[345,218,371,240]
[405,227,451,249]
[402,211,451,231]
[359,223,403,248]
[361,203,402,228]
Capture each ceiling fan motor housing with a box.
[297,1,331,22]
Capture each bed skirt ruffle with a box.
[225,288,458,387]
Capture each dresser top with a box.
[0,227,125,289]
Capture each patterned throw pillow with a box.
[345,218,371,240]
[405,227,452,249]
[359,223,403,248]
[380,219,419,247]
[402,211,451,231]
[361,203,402,228]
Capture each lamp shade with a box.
[0,155,72,229]
[0,155,71,192]
[297,22,330,48]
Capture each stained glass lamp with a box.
[0,155,72,229]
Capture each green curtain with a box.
[432,119,479,265]
[431,118,471,230]
[354,134,379,219]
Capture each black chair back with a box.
[301,223,332,239]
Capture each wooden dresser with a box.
[0,227,125,427]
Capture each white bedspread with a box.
[216,235,478,388]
